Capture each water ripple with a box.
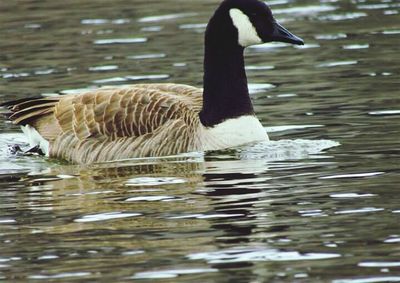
[245,65,274,71]
[169,213,245,219]
[125,177,186,186]
[358,262,400,267]
[266,125,323,132]
[93,74,169,84]
[343,44,369,50]
[2,72,30,79]
[127,53,166,60]
[321,172,384,179]
[125,196,176,202]
[384,10,398,15]
[315,33,347,40]
[121,250,144,256]
[384,237,400,243]
[28,272,92,280]
[319,12,367,21]
[179,23,207,30]
[357,4,391,10]
[382,30,400,35]
[0,219,16,224]
[268,0,291,5]
[334,207,384,215]
[333,277,400,283]
[93,38,147,45]
[138,13,197,23]
[330,193,376,198]
[273,5,337,15]
[141,26,163,32]
[188,247,341,263]
[34,69,56,75]
[131,268,218,279]
[81,18,130,25]
[248,83,275,93]
[24,23,41,29]
[60,87,98,94]
[294,43,320,49]
[37,255,59,260]
[88,65,119,71]
[368,110,400,116]
[318,60,358,67]
[238,139,339,161]
[74,212,141,223]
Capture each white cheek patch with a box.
[229,8,262,47]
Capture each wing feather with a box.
[3,83,203,163]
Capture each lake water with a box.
[0,0,399,282]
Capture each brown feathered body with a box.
[4,84,206,164]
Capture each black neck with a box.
[199,19,254,127]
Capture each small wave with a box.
[237,139,339,161]
[187,246,340,263]
[93,38,147,45]
[273,5,337,15]
[74,212,141,223]
[125,177,186,186]
[138,13,197,23]
[131,267,217,279]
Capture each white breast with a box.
[202,115,268,151]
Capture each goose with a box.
[1,0,304,164]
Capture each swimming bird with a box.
[1,0,304,164]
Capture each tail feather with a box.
[1,96,63,155]
[0,96,43,108]
[10,102,58,125]
[1,96,60,126]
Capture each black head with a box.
[209,0,304,47]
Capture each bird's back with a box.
[3,84,204,164]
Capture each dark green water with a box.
[0,0,399,282]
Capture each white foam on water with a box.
[238,138,339,161]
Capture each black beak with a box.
[271,22,304,45]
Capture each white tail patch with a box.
[229,8,262,47]
[21,125,50,156]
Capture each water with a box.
[0,0,399,282]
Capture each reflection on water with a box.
[0,0,399,282]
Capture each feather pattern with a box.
[2,84,210,164]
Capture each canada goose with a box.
[1,0,304,164]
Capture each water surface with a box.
[0,0,399,282]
